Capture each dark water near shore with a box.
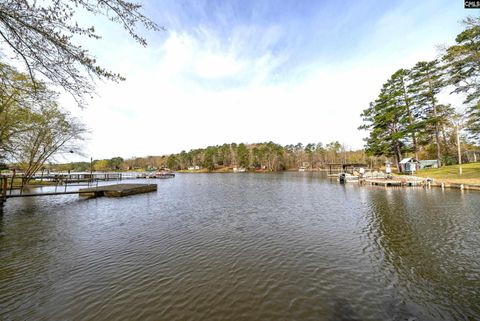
[1,172,479,321]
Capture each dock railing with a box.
[2,172,122,198]
[31,173,122,183]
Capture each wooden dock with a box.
[32,173,123,182]
[4,184,157,199]
[362,178,424,187]
[79,184,157,197]
[361,178,480,191]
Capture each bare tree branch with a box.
[0,0,161,107]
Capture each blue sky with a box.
[67,0,471,160]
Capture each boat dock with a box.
[3,183,157,199]
[360,178,480,191]
[79,184,158,197]
[32,173,123,182]
[362,178,424,187]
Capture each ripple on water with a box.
[1,173,479,321]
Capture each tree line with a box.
[163,142,368,171]
[360,17,480,172]
[50,142,374,172]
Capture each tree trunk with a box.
[432,104,442,167]
[441,124,450,157]
[402,80,418,159]
[427,76,442,167]
[456,125,462,175]
[394,140,402,172]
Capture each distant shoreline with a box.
[175,168,330,173]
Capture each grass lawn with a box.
[415,162,480,185]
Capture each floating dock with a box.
[1,183,158,200]
[362,178,423,187]
[361,178,480,191]
[79,184,157,197]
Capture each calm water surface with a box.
[0,173,479,321]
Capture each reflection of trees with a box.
[366,190,479,319]
[0,202,58,319]
[0,209,3,233]
[368,191,432,279]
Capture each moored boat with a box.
[155,170,175,178]
[338,173,359,183]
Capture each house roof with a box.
[400,157,418,164]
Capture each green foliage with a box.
[0,62,37,157]
[237,143,249,168]
[66,141,368,172]
[202,146,216,170]
[166,155,178,170]
[361,17,480,168]
[0,62,87,182]
[94,159,110,172]
[360,78,409,170]
[109,157,124,170]
[408,60,445,166]
[443,17,480,141]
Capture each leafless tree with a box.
[0,0,161,106]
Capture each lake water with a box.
[1,172,479,321]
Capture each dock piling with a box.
[1,176,7,205]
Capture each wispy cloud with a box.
[65,0,470,159]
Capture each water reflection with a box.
[0,173,479,320]
[366,189,480,320]
[329,298,362,321]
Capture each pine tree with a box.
[408,60,445,167]
[360,80,409,172]
[443,16,480,141]
[390,69,420,159]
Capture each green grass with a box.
[415,162,480,184]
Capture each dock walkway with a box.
[4,183,157,199]
[363,178,424,187]
[361,177,480,191]
[79,184,157,197]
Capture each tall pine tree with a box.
[408,60,445,167]
[443,16,480,142]
[360,79,409,172]
[390,69,421,159]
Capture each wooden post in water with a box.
[1,176,7,204]
[9,169,16,195]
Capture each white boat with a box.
[338,173,359,183]
[155,170,175,178]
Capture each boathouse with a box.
[399,158,419,174]
[326,163,367,175]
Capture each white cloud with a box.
[62,2,470,161]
